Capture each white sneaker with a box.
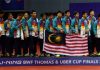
[55,54,60,57]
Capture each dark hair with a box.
[82,11,87,16]
[89,9,94,15]
[57,11,62,14]
[40,13,46,17]
[73,11,79,16]
[30,10,36,14]
[24,11,29,13]
[65,10,70,13]
[49,13,53,16]
[7,13,13,16]
[17,12,23,16]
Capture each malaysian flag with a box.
[43,31,88,56]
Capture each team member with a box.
[28,10,39,57]
[53,11,64,33]
[45,13,54,33]
[78,11,89,56]
[13,13,23,57]
[87,9,96,56]
[4,13,15,57]
[71,11,80,34]
[93,14,100,55]
[53,11,64,57]
[62,10,72,34]
[38,13,47,57]
[79,11,89,37]
[0,11,6,57]
[21,12,30,56]
[45,13,55,57]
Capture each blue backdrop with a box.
[70,3,100,18]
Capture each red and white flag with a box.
[43,31,88,56]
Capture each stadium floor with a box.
[0,66,100,70]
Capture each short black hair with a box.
[82,11,87,16]
[89,9,94,15]
[65,10,70,14]
[57,11,62,14]
[48,13,54,16]
[30,10,36,14]
[40,13,46,17]
[73,11,79,16]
